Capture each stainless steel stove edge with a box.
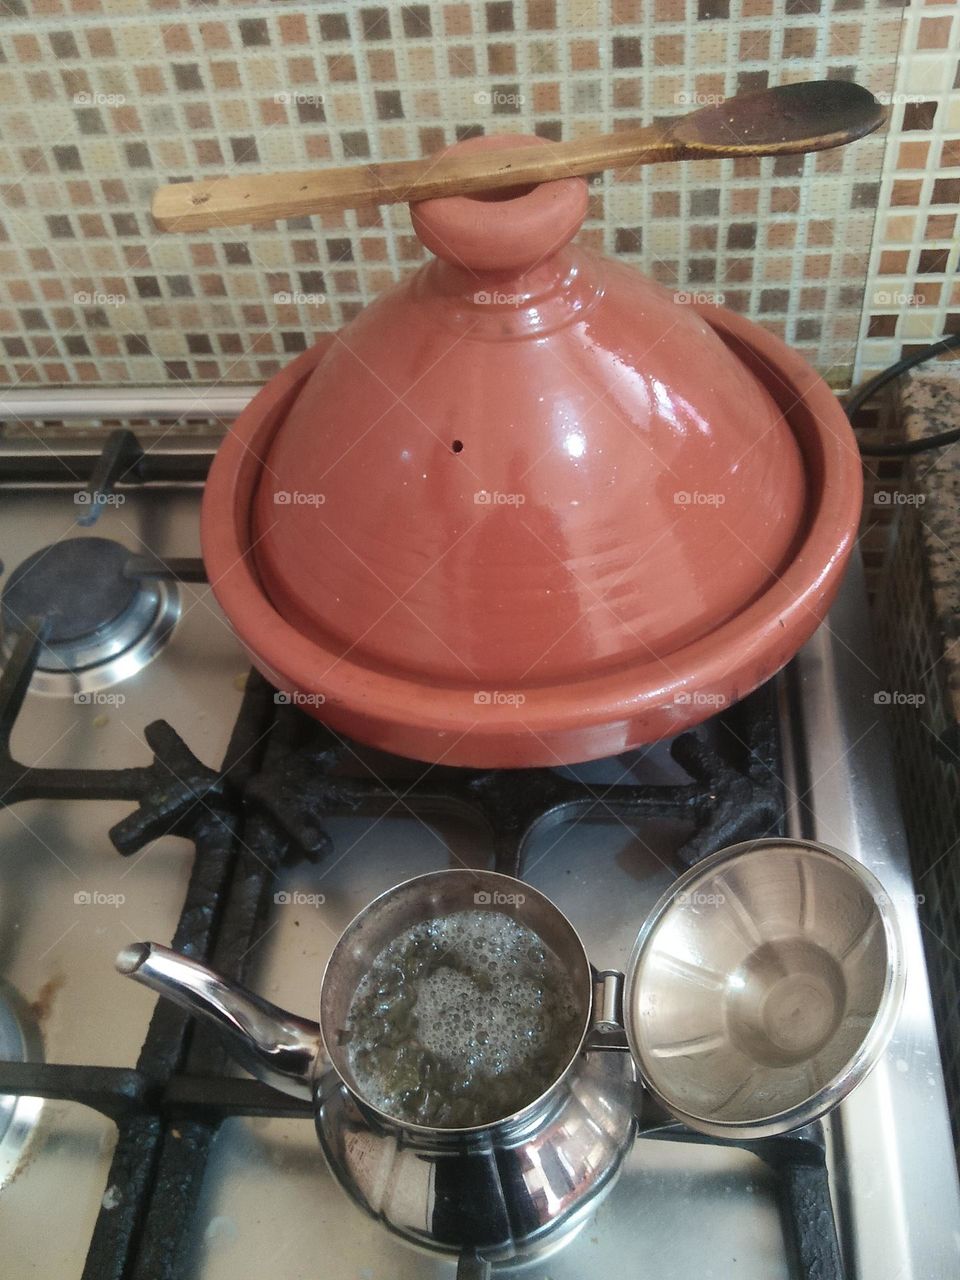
[781,552,960,1280]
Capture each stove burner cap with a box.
[1,537,179,688]
[3,538,140,649]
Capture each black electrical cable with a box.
[845,331,960,456]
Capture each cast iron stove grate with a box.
[0,435,845,1280]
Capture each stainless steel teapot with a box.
[116,843,904,1270]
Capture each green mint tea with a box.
[343,909,582,1128]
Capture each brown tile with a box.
[163,24,193,54]
[239,19,270,47]
[727,223,757,250]
[940,139,960,168]
[829,27,861,56]
[931,178,960,204]
[401,6,432,37]
[527,0,556,25]
[612,36,642,67]
[918,248,949,273]
[782,27,816,58]
[319,13,351,41]
[689,225,717,250]
[770,188,800,213]
[914,282,942,306]
[652,191,680,217]
[739,31,769,59]
[890,179,923,206]
[570,39,599,70]
[185,102,213,130]
[199,22,231,51]
[724,259,754,283]
[173,63,203,92]
[361,7,392,39]
[766,224,796,249]
[613,79,642,108]
[902,101,937,131]
[375,90,403,120]
[689,189,719,216]
[897,140,929,168]
[925,213,956,239]
[12,35,41,61]
[532,81,560,112]
[326,54,357,82]
[878,250,908,275]
[852,182,880,208]
[721,188,753,218]
[193,139,224,166]
[448,46,476,75]
[732,156,762,179]
[485,2,514,32]
[367,49,398,78]
[444,5,472,35]
[49,32,80,58]
[760,288,789,313]
[654,35,684,64]
[278,14,309,44]
[698,0,729,16]
[917,16,954,48]
[488,43,517,74]
[135,66,165,95]
[615,227,642,253]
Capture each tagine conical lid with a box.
[252,135,804,680]
[204,134,861,766]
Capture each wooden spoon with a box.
[153,80,885,233]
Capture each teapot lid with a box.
[622,839,905,1139]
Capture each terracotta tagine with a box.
[202,135,862,768]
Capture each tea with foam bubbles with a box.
[343,909,581,1128]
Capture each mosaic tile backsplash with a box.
[0,0,954,392]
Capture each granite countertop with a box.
[896,364,960,720]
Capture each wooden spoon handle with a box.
[152,127,664,232]
[152,81,884,233]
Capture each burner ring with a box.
[1,538,181,695]
[0,983,44,1190]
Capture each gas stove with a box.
[0,427,957,1280]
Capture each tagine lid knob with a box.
[410,134,589,273]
